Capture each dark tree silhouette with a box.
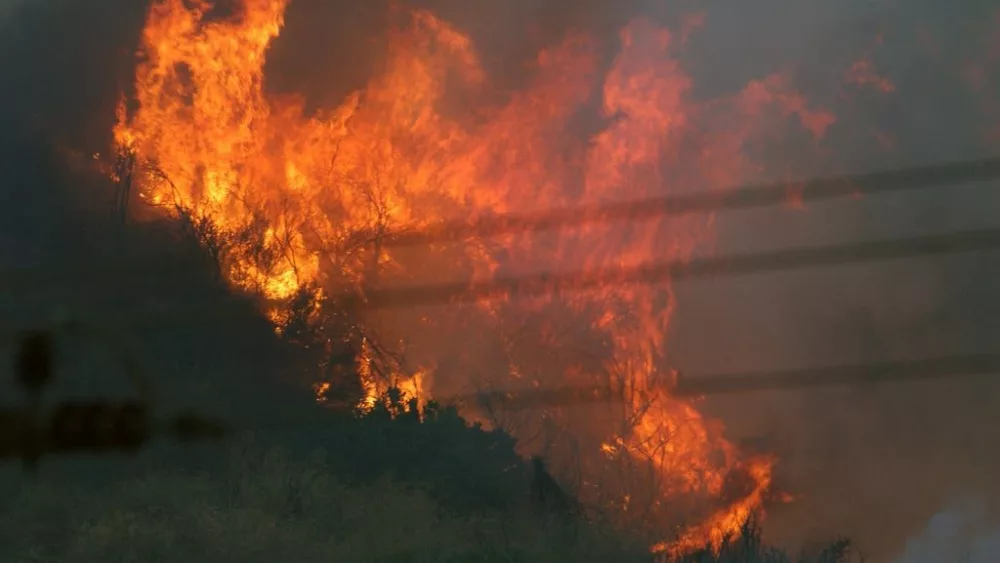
[530,455,581,519]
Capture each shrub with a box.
[0,445,644,563]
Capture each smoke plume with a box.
[894,499,1000,563]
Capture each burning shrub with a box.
[110,0,842,554]
[670,517,853,563]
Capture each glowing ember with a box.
[114,0,834,554]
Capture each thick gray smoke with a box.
[893,499,1000,563]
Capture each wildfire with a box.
[114,0,833,554]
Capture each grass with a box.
[0,442,648,563]
[0,433,858,563]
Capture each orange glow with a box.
[115,0,835,554]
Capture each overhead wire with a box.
[381,155,1000,247]
[456,352,1000,410]
[362,226,1000,309]
[2,155,999,292]
[0,159,998,422]
[2,224,998,342]
[204,352,1000,432]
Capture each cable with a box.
[381,156,1000,247]
[452,352,1000,410]
[207,352,1000,431]
[2,156,999,291]
[2,225,996,342]
[362,226,1000,309]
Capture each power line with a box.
[3,289,998,426]
[2,156,999,292]
[362,226,1000,309]
[453,352,1000,410]
[212,352,1000,430]
[2,159,998,464]
[2,225,996,340]
[382,156,1000,247]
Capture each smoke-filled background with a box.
[2,1,999,561]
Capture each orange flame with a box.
[115,0,835,554]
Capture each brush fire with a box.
[111,0,840,556]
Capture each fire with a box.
[114,0,833,554]
[356,336,434,412]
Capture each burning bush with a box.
[110,0,838,554]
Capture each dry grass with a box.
[0,444,648,563]
[0,442,858,563]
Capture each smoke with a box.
[1,0,999,560]
[0,0,150,262]
[263,2,1000,558]
[893,499,1000,563]
[662,1,1000,560]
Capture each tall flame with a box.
[115,0,834,554]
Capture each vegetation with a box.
[0,446,633,563]
[0,385,855,563]
[0,408,640,563]
[0,84,852,563]
[0,200,856,562]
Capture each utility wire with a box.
[382,156,1000,247]
[3,278,999,425]
[206,352,1000,431]
[2,158,998,464]
[2,225,996,341]
[2,155,999,291]
[458,353,1000,410]
[363,226,1000,309]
